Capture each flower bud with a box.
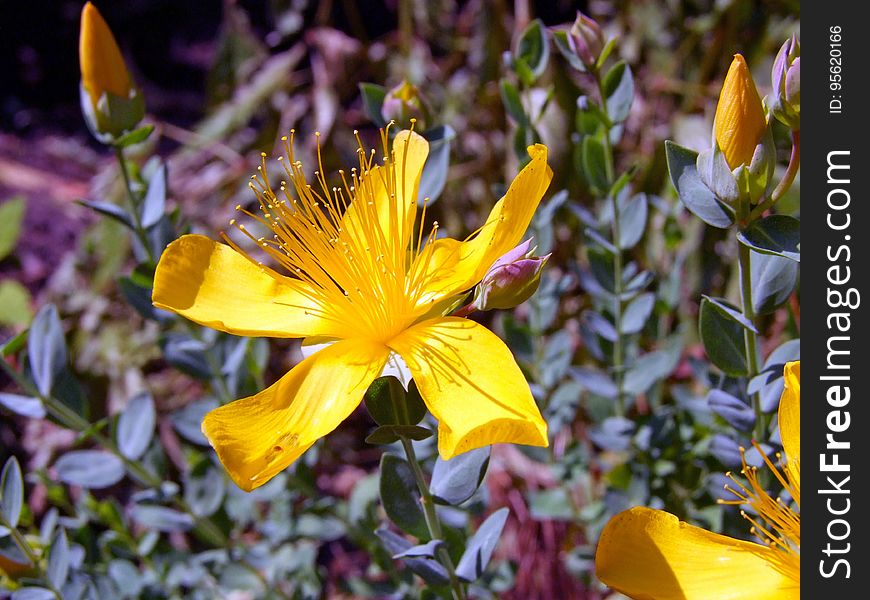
[472,239,550,311]
[569,12,606,70]
[79,2,144,142]
[768,36,800,130]
[714,55,767,170]
[381,80,429,130]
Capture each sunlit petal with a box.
[388,317,548,459]
[153,234,343,338]
[202,338,390,491]
[413,144,551,305]
[778,361,799,465]
[342,129,429,252]
[779,360,800,491]
[596,507,799,600]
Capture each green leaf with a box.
[0,392,45,419]
[46,530,70,589]
[515,19,549,79]
[582,135,609,193]
[751,252,799,314]
[0,197,25,260]
[77,199,135,230]
[365,425,433,445]
[552,30,585,71]
[603,61,634,124]
[184,468,226,518]
[392,539,444,559]
[418,125,455,204]
[364,376,426,426]
[665,141,734,228]
[499,79,528,126]
[54,450,125,489]
[141,162,167,229]
[0,280,33,327]
[379,454,427,539]
[617,193,648,249]
[130,505,194,532]
[376,528,450,586]
[699,298,749,376]
[359,83,387,127]
[622,292,654,334]
[430,447,490,506]
[119,276,169,322]
[623,335,683,395]
[113,124,154,149]
[28,304,67,397]
[161,334,211,380]
[738,215,800,262]
[701,296,758,333]
[2,328,28,357]
[1,457,23,528]
[455,508,509,582]
[117,392,156,460]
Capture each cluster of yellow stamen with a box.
[721,441,800,583]
[223,124,458,343]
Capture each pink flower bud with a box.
[769,35,800,130]
[473,239,550,311]
[569,11,606,70]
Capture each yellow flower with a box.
[153,129,552,491]
[595,361,800,599]
[714,55,767,169]
[79,2,133,107]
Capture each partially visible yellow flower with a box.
[79,2,133,108]
[153,128,552,491]
[595,361,800,599]
[714,55,767,170]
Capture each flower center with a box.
[721,441,800,584]
[226,127,447,342]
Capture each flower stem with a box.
[749,129,800,221]
[398,436,466,600]
[734,199,764,441]
[113,145,155,264]
[0,512,39,566]
[594,68,625,415]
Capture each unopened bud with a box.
[381,81,429,130]
[569,11,606,70]
[769,36,800,130]
[79,2,143,142]
[714,55,767,170]
[473,239,549,311]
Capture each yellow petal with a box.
[153,234,342,338]
[79,2,132,105]
[596,507,799,600]
[203,338,390,491]
[779,360,800,483]
[714,55,767,169]
[413,145,551,305]
[388,317,548,459]
[341,129,429,251]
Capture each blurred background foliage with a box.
[2,0,798,598]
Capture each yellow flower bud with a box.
[714,55,766,169]
[79,2,132,107]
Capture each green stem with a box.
[594,68,625,415]
[398,437,466,600]
[113,146,155,264]
[735,206,763,441]
[398,0,413,69]
[0,513,39,566]
[748,130,800,221]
